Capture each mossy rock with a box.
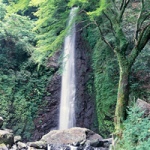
[0,130,14,146]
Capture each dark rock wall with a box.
[32,24,97,140]
[32,51,61,140]
[32,72,61,140]
[75,24,97,130]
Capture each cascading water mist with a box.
[59,7,78,130]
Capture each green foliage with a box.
[130,45,150,101]
[68,0,88,7]
[31,0,72,65]
[0,11,35,59]
[92,38,118,136]
[1,0,150,140]
[7,0,30,13]
[6,0,71,65]
[82,0,150,135]
[87,0,108,19]
[0,2,53,139]
[0,62,52,139]
[116,105,150,150]
[0,2,6,20]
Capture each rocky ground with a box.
[0,99,149,150]
[0,119,111,150]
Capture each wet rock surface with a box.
[32,72,61,140]
[75,24,97,131]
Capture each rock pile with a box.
[0,119,111,150]
[27,127,111,150]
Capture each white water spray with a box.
[59,7,78,130]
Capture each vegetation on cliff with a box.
[0,0,149,148]
[0,1,53,139]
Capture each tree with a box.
[66,0,150,134]
[86,0,150,134]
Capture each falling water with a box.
[59,7,78,130]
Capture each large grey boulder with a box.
[0,117,4,128]
[0,130,14,146]
[41,127,102,146]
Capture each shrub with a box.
[116,105,150,150]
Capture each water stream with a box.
[47,7,79,150]
[59,7,78,130]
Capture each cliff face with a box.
[32,52,61,140]
[32,24,97,140]
[75,24,97,130]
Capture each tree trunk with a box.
[114,66,130,134]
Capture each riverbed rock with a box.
[27,141,46,149]
[17,141,27,149]
[10,144,17,150]
[0,117,4,128]
[28,148,45,150]
[0,130,14,146]
[41,127,102,146]
[0,143,8,150]
[14,136,22,143]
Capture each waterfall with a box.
[59,7,78,130]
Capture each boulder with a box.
[10,144,17,150]
[14,136,22,143]
[17,141,27,149]
[0,117,4,128]
[0,130,14,146]
[28,148,45,150]
[0,143,8,150]
[27,141,46,149]
[136,99,150,116]
[89,139,100,147]
[41,127,102,146]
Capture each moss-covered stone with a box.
[0,130,14,146]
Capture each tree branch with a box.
[128,24,150,66]
[137,23,150,50]
[134,0,144,42]
[120,0,125,10]
[119,0,130,21]
[76,22,95,32]
[103,11,116,37]
[140,13,150,27]
[94,20,114,51]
